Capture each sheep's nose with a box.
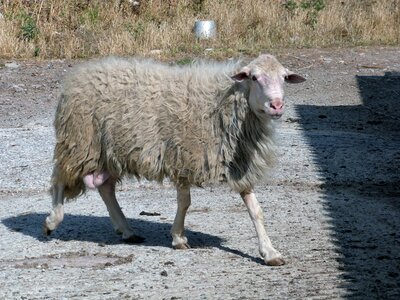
[269,99,283,111]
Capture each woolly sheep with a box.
[44,54,305,266]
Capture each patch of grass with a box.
[34,46,40,57]
[0,0,398,59]
[19,12,39,41]
[125,21,145,40]
[175,58,193,65]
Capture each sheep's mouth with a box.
[271,113,283,119]
[258,109,283,119]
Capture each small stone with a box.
[10,84,25,93]
[5,62,20,69]
[322,57,332,64]
[139,211,161,216]
[160,270,168,277]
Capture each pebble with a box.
[10,84,25,93]
[5,62,20,69]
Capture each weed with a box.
[83,6,100,26]
[284,0,326,29]
[300,0,325,11]
[19,13,39,41]
[176,58,193,65]
[126,21,145,40]
[284,0,298,12]
[34,47,40,57]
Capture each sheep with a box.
[44,54,306,266]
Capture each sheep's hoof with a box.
[266,257,285,266]
[173,243,191,250]
[122,235,145,244]
[43,222,52,236]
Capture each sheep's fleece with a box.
[54,56,283,198]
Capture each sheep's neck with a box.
[215,84,275,191]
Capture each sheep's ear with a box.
[284,70,306,83]
[231,67,251,82]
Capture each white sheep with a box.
[44,54,305,266]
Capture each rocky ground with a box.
[0,47,399,299]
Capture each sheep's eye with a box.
[252,75,257,81]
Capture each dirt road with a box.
[1,47,399,299]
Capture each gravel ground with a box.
[0,47,399,299]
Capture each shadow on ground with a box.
[296,72,400,298]
[2,212,264,265]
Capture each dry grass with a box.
[0,0,399,59]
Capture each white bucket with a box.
[194,20,217,39]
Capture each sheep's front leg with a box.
[240,190,285,266]
[171,183,191,249]
[98,178,145,243]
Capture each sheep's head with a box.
[231,54,306,119]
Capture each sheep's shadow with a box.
[1,213,264,265]
[295,72,400,298]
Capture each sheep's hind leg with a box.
[240,190,285,266]
[98,178,145,243]
[171,183,191,249]
[44,182,65,235]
